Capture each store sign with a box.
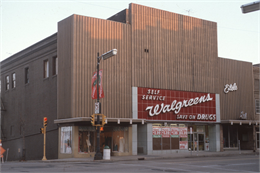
[179,141,188,149]
[161,127,170,138]
[224,83,237,94]
[152,126,161,138]
[137,87,216,122]
[171,127,179,138]
[179,127,187,138]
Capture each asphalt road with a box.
[1,155,259,172]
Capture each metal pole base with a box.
[42,156,47,161]
[94,153,102,160]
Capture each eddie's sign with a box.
[137,88,216,122]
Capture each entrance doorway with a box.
[257,132,259,150]
[188,133,205,151]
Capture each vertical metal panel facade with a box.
[130,3,218,93]
[58,15,132,119]
[218,58,254,120]
[57,3,254,121]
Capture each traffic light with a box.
[102,114,107,126]
[43,117,48,127]
[91,114,95,126]
[40,128,44,134]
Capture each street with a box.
[1,155,259,172]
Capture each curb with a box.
[8,151,258,163]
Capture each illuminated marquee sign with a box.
[137,87,217,122]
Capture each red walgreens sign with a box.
[91,70,104,99]
[137,87,216,122]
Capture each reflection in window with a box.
[25,67,29,84]
[78,126,95,153]
[12,73,16,88]
[152,123,188,150]
[5,76,9,90]
[53,56,58,75]
[111,127,129,153]
[60,126,72,154]
[43,60,49,78]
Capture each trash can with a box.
[103,146,110,160]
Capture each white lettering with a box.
[145,94,214,117]
[224,83,238,94]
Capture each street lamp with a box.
[241,1,260,13]
[94,49,117,160]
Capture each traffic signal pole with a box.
[42,117,47,161]
[42,126,47,161]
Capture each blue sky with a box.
[1,0,259,64]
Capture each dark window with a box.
[12,73,16,88]
[256,99,260,114]
[5,75,9,90]
[10,125,14,136]
[25,67,29,84]
[53,56,58,75]
[43,60,49,78]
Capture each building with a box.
[1,3,258,161]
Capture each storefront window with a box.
[162,125,170,150]
[60,126,72,154]
[223,124,238,148]
[153,123,188,150]
[111,127,129,153]
[78,126,95,153]
[152,124,162,150]
[170,124,179,149]
[179,124,188,149]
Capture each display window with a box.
[78,126,95,153]
[223,124,238,148]
[111,127,129,153]
[152,123,188,150]
[60,126,72,154]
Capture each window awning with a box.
[221,120,259,125]
[54,117,146,125]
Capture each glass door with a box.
[188,133,194,151]
[188,133,204,151]
[198,133,205,151]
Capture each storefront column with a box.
[137,124,147,154]
[132,124,137,155]
[208,124,221,152]
[147,123,153,155]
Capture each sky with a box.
[0,0,259,64]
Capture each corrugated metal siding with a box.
[57,4,254,121]
[218,58,254,120]
[57,15,73,119]
[130,3,218,93]
[58,15,132,119]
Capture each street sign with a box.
[95,102,100,114]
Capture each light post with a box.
[241,1,260,13]
[94,49,117,160]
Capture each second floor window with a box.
[25,67,29,84]
[53,56,58,76]
[44,60,49,78]
[5,75,9,90]
[256,99,260,114]
[12,73,16,88]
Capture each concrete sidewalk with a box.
[39,150,258,163]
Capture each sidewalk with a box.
[39,150,259,163]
